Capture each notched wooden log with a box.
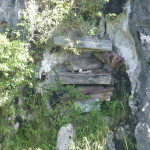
[59,69,114,85]
[54,36,112,52]
[94,52,124,69]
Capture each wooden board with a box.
[66,57,103,71]
[54,36,112,52]
[59,70,113,85]
[62,86,113,102]
[80,86,113,101]
[79,86,114,95]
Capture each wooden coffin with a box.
[59,70,114,85]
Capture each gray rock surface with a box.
[74,99,100,112]
[0,0,26,31]
[2,0,150,149]
[129,0,150,149]
[57,123,76,150]
[116,127,124,141]
[106,2,141,95]
[106,131,116,150]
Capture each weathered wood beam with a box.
[79,86,114,95]
[61,86,113,112]
[62,86,114,102]
[74,90,112,112]
[80,86,113,101]
[65,57,103,71]
[54,36,112,52]
[59,70,114,85]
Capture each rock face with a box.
[74,99,100,112]
[129,0,150,149]
[106,2,141,95]
[57,123,76,150]
[102,0,126,15]
[1,0,150,150]
[0,0,26,31]
[106,131,116,150]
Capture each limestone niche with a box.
[37,35,125,113]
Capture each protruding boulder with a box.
[106,131,116,150]
[57,123,76,150]
[74,99,100,112]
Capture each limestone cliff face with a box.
[0,0,26,31]
[129,1,150,149]
[0,0,150,149]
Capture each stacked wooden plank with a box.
[54,36,112,52]
[53,36,114,105]
[59,56,114,102]
[65,57,103,71]
[59,70,113,85]
[61,86,114,112]
[79,86,114,101]
[61,86,113,102]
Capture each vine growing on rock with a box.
[0,33,34,148]
[0,0,137,150]
[0,34,34,107]
[18,0,110,49]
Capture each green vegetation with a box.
[0,56,134,149]
[0,0,136,150]
[18,0,110,49]
[0,34,33,106]
[0,33,34,149]
[1,76,135,149]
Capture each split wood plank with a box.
[65,57,103,71]
[79,86,114,95]
[62,86,113,103]
[59,70,113,85]
[80,86,113,101]
[54,36,112,52]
